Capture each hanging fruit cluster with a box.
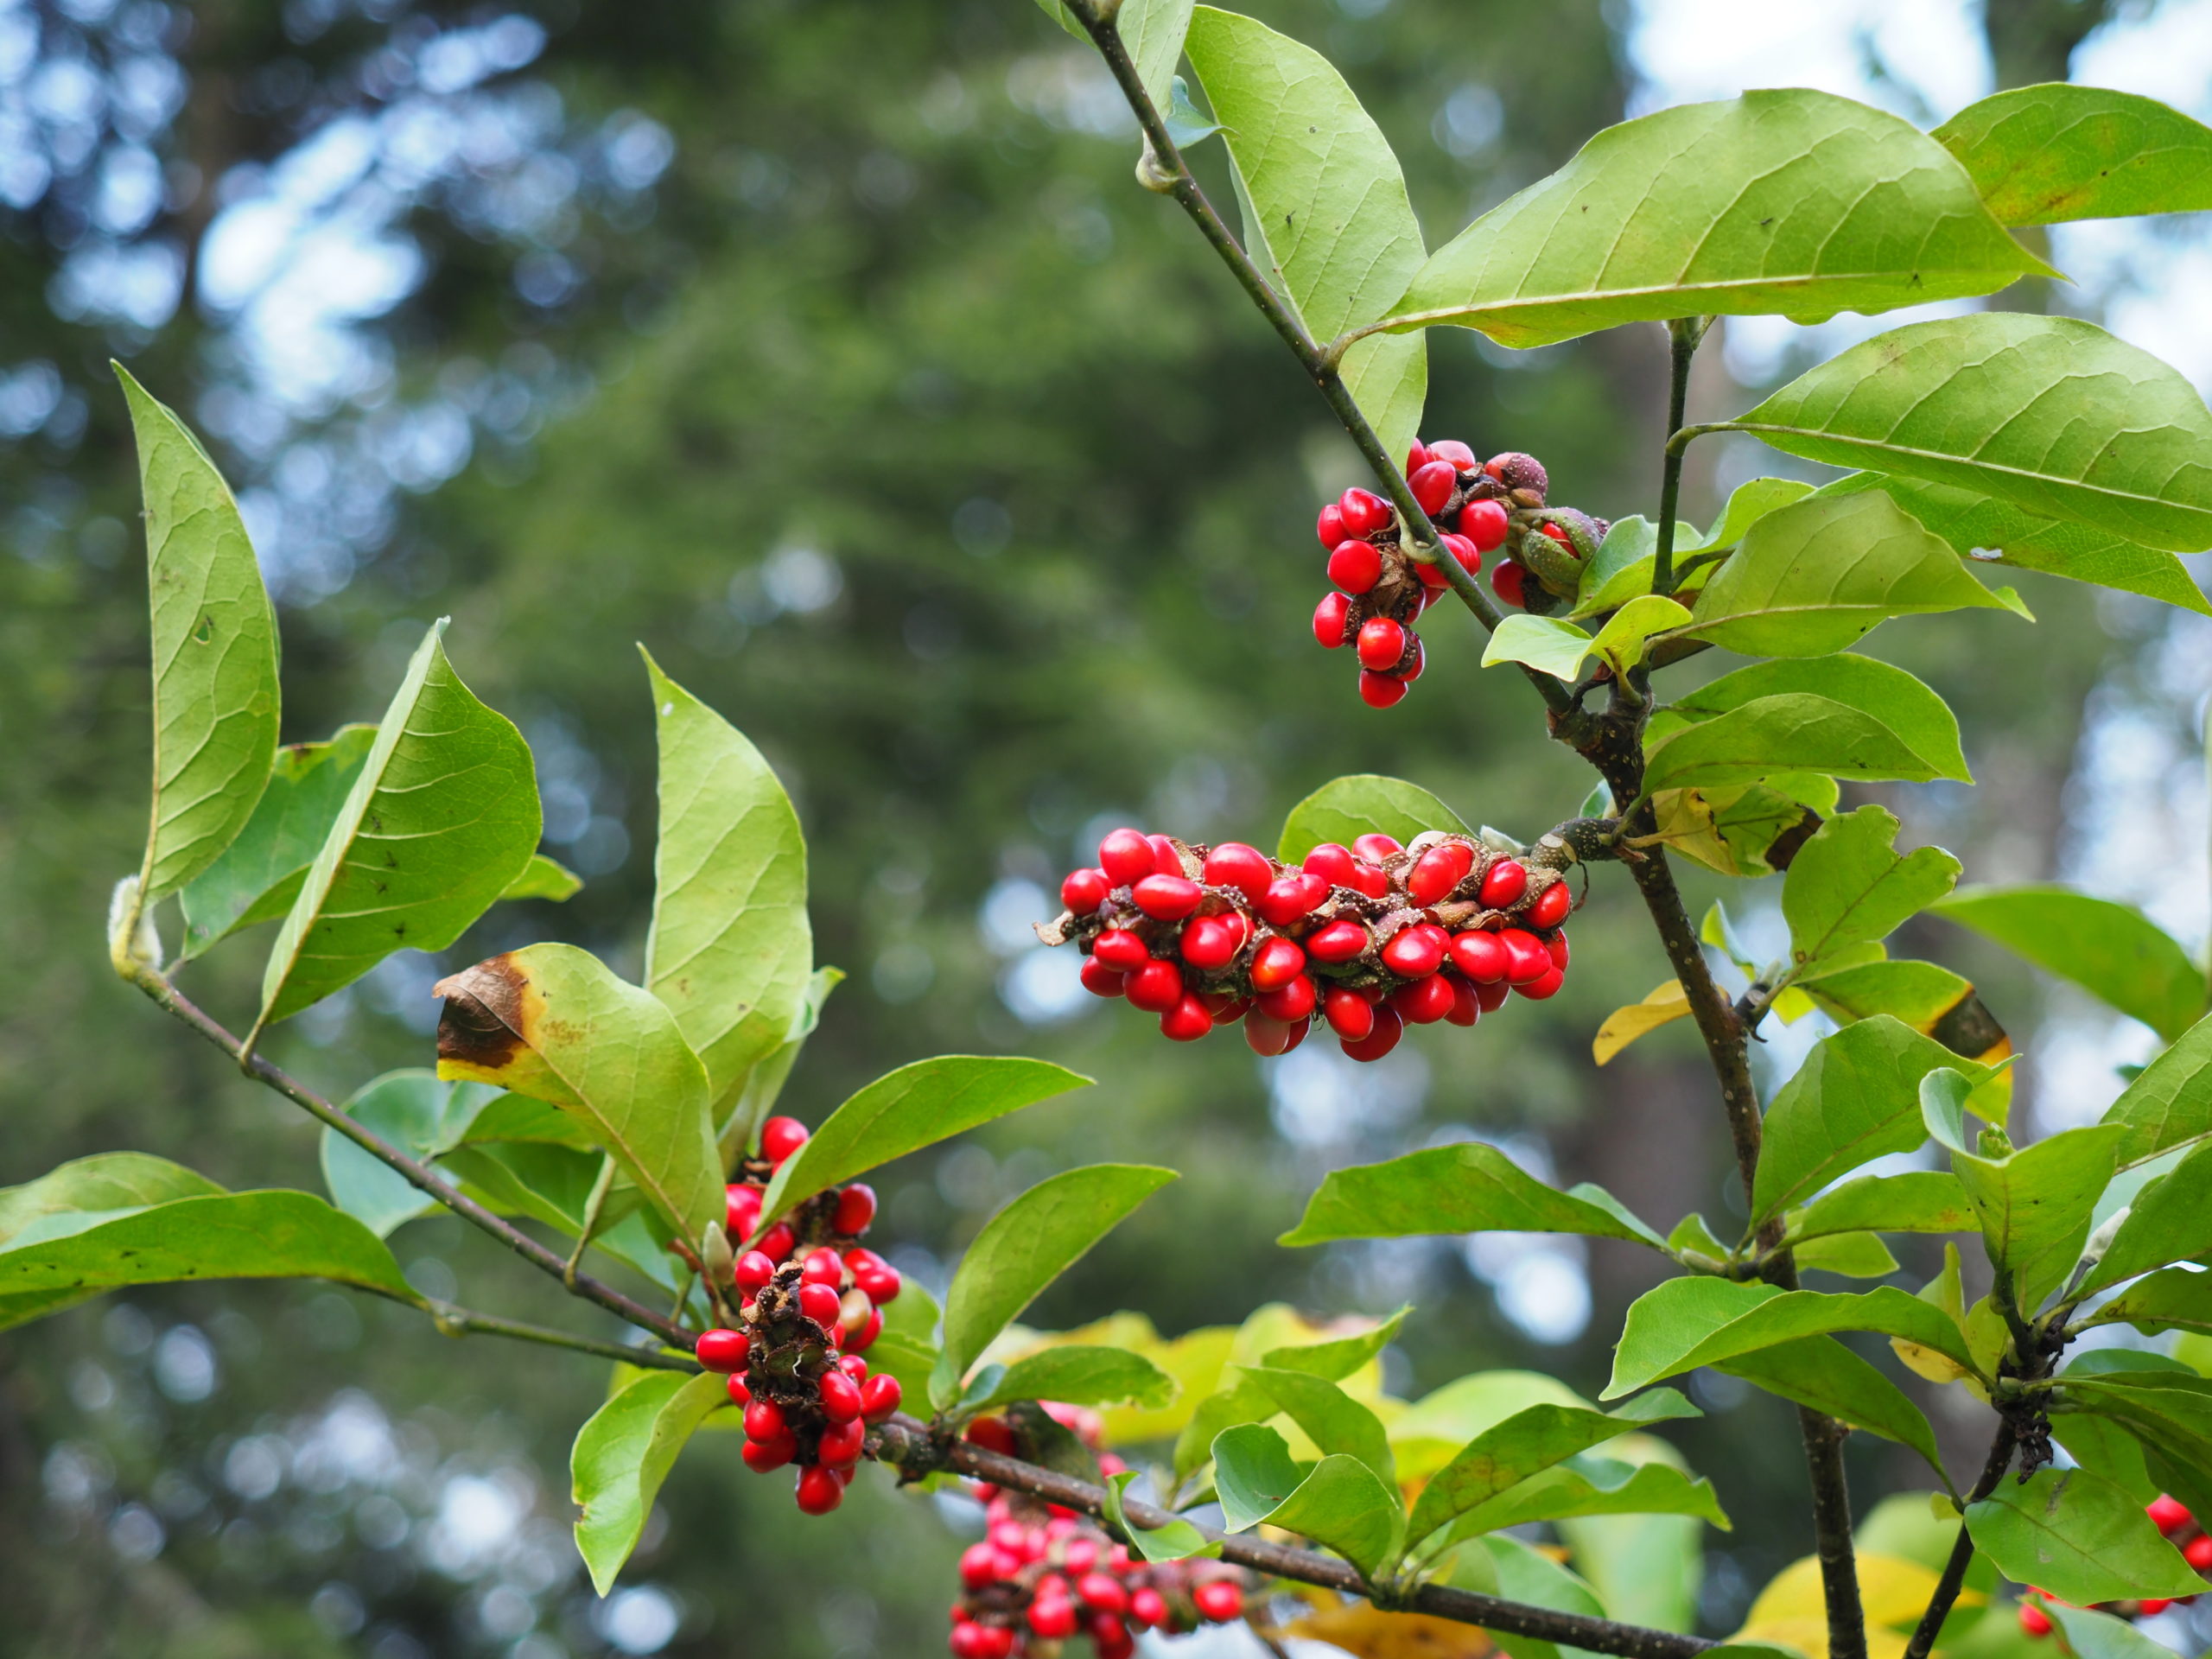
[1310,440,1610,706]
[948,1410,1253,1657]
[1039,824,1575,1062]
[2019,1494,2209,1635]
[690,1115,906,1514]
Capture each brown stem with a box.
[873,1420,1713,1659]
[1901,1427,2017,1659]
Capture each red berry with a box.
[1410,461,1457,516]
[1203,842,1274,899]
[1440,531,1482,575]
[759,1221,797,1262]
[1380,924,1445,978]
[1079,957,1127,998]
[959,1541,1001,1590]
[1358,670,1408,709]
[1249,935,1307,991]
[2151,1496,2192,1535]
[837,1352,870,1380]
[1341,1005,1404,1061]
[1132,873,1203,920]
[726,1184,762,1237]
[2019,1604,2052,1637]
[1546,929,1570,970]
[795,1464,845,1515]
[797,1281,843,1329]
[1356,617,1405,671]
[1408,842,1473,906]
[1459,498,1510,551]
[1092,929,1150,971]
[1540,520,1573,548]
[1093,1615,1135,1659]
[1303,842,1359,887]
[1431,439,1478,470]
[856,1263,903,1303]
[860,1373,902,1423]
[696,1328,749,1372]
[2187,1535,2212,1570]
[734,1249,778,1292]
[1476,979,1510,1014]
[1254,973,1317,1022]
[1306,918,1370,963]
[1062,1538,1099,1575]
[1179,913,1244,971]
[1352,833,1402,861]
[1391,973,1456,1024]
[1126,957,1185,1013]
[1203,991,1249,1025]
[1478,858,1529,908]
[835,1183,878,1235]
[1315,502,1344,549]
[1313,590,1352,648]
[1147,834,1182,874]
[745,1398,788,1442]
[1097,828,1156,888]
[1128,1586,1168,1630]
[818,1369,863,1422]
[967,1417,1018,1456]
[1060,868,1110,914]
[1528,880,1572,929]
[1445,976,1481,1027]
[1243,1011,1306,1056]
[2142,1599,2173,1614]
[1351,859,1392,898]
[1029,1599,1079,1639]
[1389,636,1427,683]
[1328,540,1383,594]
[1498,926,1551,984]
[761,1116,810,1164]
[1516,964,1567,1001]
[818,1415,868,1467]
[1322,985,1376,1041]
[744,1433,795,1472]
[1195,1581,1244,1623]
[1491,560,1527,607]
[845,1306,883,1351]
[727,1372,752,1405]
[1078,1573,1130,1615]
[1255,872,1329,925]
[803,1246,845,1287]
[1407,441,1433,472]
[1160,995,1214,1042]
[1338,487,1391,537]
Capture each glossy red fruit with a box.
[1441,531,1483,575]
[837,1353,870,1381]
[1249,935,1308,991]
[1029,1599,1080,1639]
[1062,1538,1100,1575]
[1078,1573,1130,1615]
[726,1184,762,1237]
[846,1306,883,1351]
[967,1416,1018,1456]
[761,1115,810,1164]
[1203,841,1273,899]
[1431,439,1478,470]
[1195,1581,1245,1623]
[1351,860,1392,899]
[759,1221,798,1262]
[1380,924,1445,978]
[858,1372,902,1424]
[1255,973,1318,1022]
[1147,834,1182,874]
[1353,833,1402,861]
[2187,1535,2212,1570]
[734,1248,777,1291]
[1516,964,1567,1001]
[1459,498,1510,551]
[744,1433,796,1472]
[1175,913,1235,970]
[803,1247,845,1287]
[1303,842,1359,887]
[1097,827,1156,887]
[1133,873,1203,920]
[1202,990,1249,1025]
[2018,1604,2052,1637]
[818,1415,868,1467]
[1328,540,1383,594]
[1392,973,1457,1024]
[696,1328,749,1372]
[1129,1586,1170,1630]
[1160,995,1214,1042]
[1338,487,1392,537]
[1445,976,1481,1027]
[795,1464,845,1515]
[960,1541,1002,1590]
[727,1372,753,1405]
[1546,930,1570,970]
[1476,857,1526,908]
[1411,460,1457,516]
[1315,502,1345,549]
[2150,1495,2193,1535]
[1092,929,1150,971]
[1243,1011,1306,1055]
[855,1263,902,1303]
[1389,636,1427,683]
[1060,868,1109,914]
[1498,927,1551,984]
[1408,842,1474,906]
[1474,980,1510,1014]
[797,1281,844,1329]
[1491,560,1527,607]
[1406,441,1433,474]
[1358,670,1408,709]
[1306,918,1370,963]
[2142,1599,2173,1615]
[1341,1005,1403,1061]
[1093,1615,1135,1659]
[1079,958,1127,998]
[1256,872,1329,925]
[1323,985,1376,1041]
[818,1369,863,1423]
[1313,590,1352,648]
[1357,617,1406,671]
[1528,879,1573,928]
[1126,957,1185,1013]
[744,1398,788,1442]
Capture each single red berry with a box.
[967,1416,1018,1456]
[1315,501,1345,549]
[1491,560,1527,607]
[744,1433,795,1472]
[1431,438,1478,470]
[1341,1005,1404,1061]
[1539,520,1573,549]
[795,1463,845,1515]
[1528,880,1573,929]
[1179,913,1243,971]
[726,1184,762,1237]
[2142,1599,2173,1614]
[1079,957,1127,998]
[1097,828,1157,888]
[832,1182,878,1236]
[1093,1615,1135,1659]
[1516,963,1567,1001]
[959,1542,1001,1590]
[1129,1586,1169,1630]
[797,1281,843,1329]
[1459,498,1510,551]
[1445,976,1481,1027]
[1546,929,1570,970]
[2019,1604,2052,1637]
[1338,487,1392,537]
[1202,990,1250,1025]
[1254,972,1318,1022]
[1450,929,1510,983]
[1327,539,1383,594]
[1132,873,1203,921]
[1356,617,1406,672]
[1243,1011,1306,1056]
[1406,440,1433,473]
[1125,957,1185,1013]
[734,1249,778,1292]
[1313,590,1352,648]
[818,1369,863,1423]
[1440,531,1482,575]
[1062,1538,1100,1575]
[1391,973,1457,1024]
[744,1398,788,1442]
[1249,935,1308,991]
[1476,979,1510,1014]
[837,1352,870,1381]
[845,1306,883,1351]
[1160,995,1214,1042]
[1498,926,1551,984]
[1146,834,1182,874]
[1389,636,1427,683]
[1060,868,1110,914]
[1202,841,1273,899]
[1358,670,1408,709]
[758,1221,797,1262]
[2187,1535,2212,1570]
[1380,924,1445,978]
[1078,1573,1130,1615]
[1478,858,1529,908]
[1255,871,1329,925]
[727,1371,753,1406]
[1322,985,1376,1041]
[803,1246,845,1287]
[1306,918,1370,963]
[1194,1581,1244,1623]
[818,1415,868,1467]
[1410,460,1457,516]
[1029,1599,1079,1639]
[855,1257,903,1301]
[696,1328,749,1372]
[2151,1496,2193,1535]
[860,1373,902,1423]
[1352,833,1402,861]
[1092,929,1150,971]
[1351,859,1392,899]
[761,1115,810,1165]
[1415,554,1452,591]
[947,1624,989,1659]
[1407,842,1472,906]
[1303,842,1359,887]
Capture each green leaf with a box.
[454,1092,596,1149]
[502,854,582,902]
[640,651,811,1116]
[0,1152,226,1333]
[1386,89,2042,348]
[571,1370,728,1595]
[1277,774,1468,864]
[1783,805,1961,971]
[434,943,721,1245]
[721,965,844,1168]
[959,1346,1178,1417]
[1683,478,1820,556]
[1103,1469,1219,1562]
[1264,1452,1407,1578]
[319,1069,501,1237]
[1800,962,1998,1057]
[1452,1534,1612,1659]
[1592,598,1694,677]
[1483,614,1597,680]
[1934,85,2212,226]
[1281,1142,1666,1250]
[2077,1140,2212,1296]
[175,726,375,958]
[1789,1230,1900,1278]
[2088,1266,2212,1337]
[1212,1422,1306,1532]
[1789,1171,1975,1243]
[1813,473,2212,617]
[1642,695,1943,799]
[2101,1013,2212,1170]
[1678,490,2027,658]
[2062,1370,2212,1519]
[1649,655,1968,784]
[1945,1117,2125,1312]
[1241,1365,1395,1483]
[1605,1277,1980,1397]
[754,1055,1090,1237]
[1644,777,1832,879]
[1184,6,1426,461]
[2037,1599,2183,1659]
[1929,887,2203,1044]
[1737,314,2212,554]
[931,1165,1178,1409]
[1569,517,1697,618]
[1443,1453,1731,1537]
[1966,1467,2206,1603]
[257,622,540,1027]
[1713,1336,1947,1484]
[1120,0,1195,107]
[1556,1459,1706,1635]
[1406,1392,1697,1550]
[117,366,283,900]
[1751,1015,1973,1221]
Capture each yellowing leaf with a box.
[1278,1595,1497,1659]
[1737,1553,1957,1659]
[1594,980,1692,1065]
[985,1313,1240,1446]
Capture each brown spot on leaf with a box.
[435,955,531,1073]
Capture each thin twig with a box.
[1652,317,1707,597]
[426,1300,701,1373]
[1901,1427,2017,1659]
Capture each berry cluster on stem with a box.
[2018,1494,2209,1635]
[1041,823,1576,1061]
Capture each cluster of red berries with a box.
[1040,823,1574,1062]
[1311,442,1589,706]
[690,1115,906,1515]
[2019,1494,2209,1635]
[949,1410,1252,1657]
